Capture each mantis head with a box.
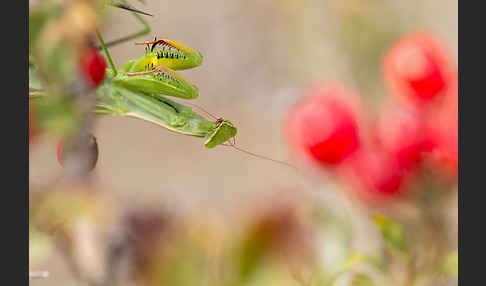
[204,119,237,148]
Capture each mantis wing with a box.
[96,82,236,148]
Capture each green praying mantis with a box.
[30,0,294,168]
[95,31,238,149]
[93,1,237,149]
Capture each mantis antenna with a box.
[224,140,297,170]
[184,102,298,170]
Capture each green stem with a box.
[96,29,117,77]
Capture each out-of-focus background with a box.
[30,0,458,211]
[29,0,457,284]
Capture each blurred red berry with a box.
[374,103,434,171]
[57,133,99,173]
[422,70,458,181]
[79,47,107,87]
[435,70,458,118]
[431,129,458,181]
[339,149,409,202]
[285,83,362,167]
[383,32,455,108]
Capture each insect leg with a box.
[125,65,184,82]
[97,30,118,76]
[110,1,153,16]
[125,68,158,76]
[97,0,152,49]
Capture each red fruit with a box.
[79,47,107,87]
[374,103,433,171]
[57,133,99,173]
[339,149,408,202]
[425,71,458,180]
[286,83,362,167]
[432,130,458,180]
[435,70,458,117]
[383,32,455,108]
[427,113,458,180]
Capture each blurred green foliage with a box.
[442,251,458,277]
[373,214,409,255]
[28,1,457,285]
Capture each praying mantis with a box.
[95,34,238,148]
[30,0,294,167]
[93,2,237,149]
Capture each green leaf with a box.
[373,215,409,254]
